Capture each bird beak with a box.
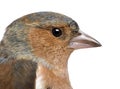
[68,31,101,49]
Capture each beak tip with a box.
[99,43,102,47]
[94,41,102,47]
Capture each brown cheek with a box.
[28,28,66,59]
[28,28,49,57]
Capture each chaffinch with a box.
[0,12,101,89]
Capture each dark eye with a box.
[52,28,62,37]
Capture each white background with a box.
[0,0,120,89]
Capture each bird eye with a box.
[52,28,62,37]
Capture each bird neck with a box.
[31,47,73,85]
[36,62,73,89]
[33,47,73,77]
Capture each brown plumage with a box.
[0,12,101,89]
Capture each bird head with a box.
[0,12,101,68]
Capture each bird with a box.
[0,12,101,89]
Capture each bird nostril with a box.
[78,32,82,35]
[73,30,78,34]
[72,30,82,36]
